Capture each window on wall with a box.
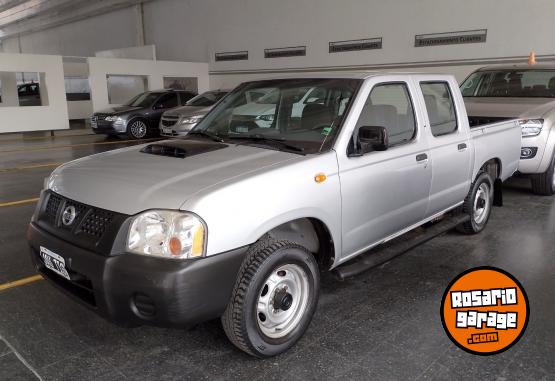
[356,83,416,146]
[0,71,48,107]
[163,77,198,92]
[65,77,91,101]
[420,82,458,137]
[107,75,148,104]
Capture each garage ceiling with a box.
[0,0,153,40]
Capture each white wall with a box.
[3,0,555,89]
[0,53,69,133]
[88,57,209,112]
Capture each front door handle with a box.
[458,143,468,151]
[416,153,428,163]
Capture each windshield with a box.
[461,69,555,98]
[192,78,360,154]
[186,91,228,107]
[124,92,162,107]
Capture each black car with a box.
[91,89,197,139]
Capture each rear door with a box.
[338,78,432,259]
[417,78,472,216]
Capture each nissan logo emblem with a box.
[61,205,77,226]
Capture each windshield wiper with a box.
[228,134,305,154]
[187,130,225,143]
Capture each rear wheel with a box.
[127,119,148,139]
[531,152,555,196]
[457,172,494,234]
[221,239,319,358]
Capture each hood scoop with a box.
[140,139,228,159]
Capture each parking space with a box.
[0,134,554,380]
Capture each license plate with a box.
[40,246,70,280]
[162,127,173,134]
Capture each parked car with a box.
[159,90,230,137]
[91,89,197,139]
[29,73,520,357]
[462,64,555,195]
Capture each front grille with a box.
[468,116,512,128]
[77,209,114,238]
[38,191,127,254]
[161,119,177,127]
[45,193,63,223]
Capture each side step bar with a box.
[333,214,470,280]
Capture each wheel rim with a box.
[256,263,310,339]
[473,183,491,225]
[130,121,147,138]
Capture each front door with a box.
[338,80,432,260]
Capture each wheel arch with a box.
[477,157,503,206]
[259,217,337,271]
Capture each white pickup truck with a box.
[28,73,521,357]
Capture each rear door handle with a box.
[416,153,428,163]
[458,143,468,151]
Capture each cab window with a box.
[355,83,416,146]
[420,82,457,137]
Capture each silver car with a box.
[29,73,520,358]
[159,90,229,137]
[462,64,555,195]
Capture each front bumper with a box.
[159,122,197,137]
[27,222,248,327]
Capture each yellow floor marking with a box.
[0,197,40,207]
[0,162,63,173]
[0,274,43,292]
[0,133,95,143]
[0,138,159,154]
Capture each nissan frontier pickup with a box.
[28,73,521,357]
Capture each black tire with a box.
[221,239,320,358]
[457,171,494,234]
[531,152,555,196]
[126,118,149,139]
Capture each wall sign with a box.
[264,46,306,59]
[415,29,487,47]
[329,38,382,53]
[215,51,249,62]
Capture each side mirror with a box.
[349,126,389,156]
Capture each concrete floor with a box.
[0,133,554,380]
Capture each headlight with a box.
[256,114,274,122]
[127,210,206,259]
[180,116,203,125]
[105,116,118,122]
[519,119,543,137]
[113,117,125,125]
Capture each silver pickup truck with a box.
[28,73,521,357]
[462,64,555,195]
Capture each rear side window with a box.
[156,93,178,109]
[356,83,416,146]
[420,82,457,137]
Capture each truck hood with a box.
[48,140,299,215]
[163,105,211,117]
[464,97,555,118]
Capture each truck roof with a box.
[245,71,452,81]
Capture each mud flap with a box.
[493,178,503,207]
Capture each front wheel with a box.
[127,119,149,139]
[531,152,555,196]
[222,240,319,358]
[457,171,494,234]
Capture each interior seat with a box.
[300,104,333,130]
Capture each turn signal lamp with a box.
[314,173,327,183]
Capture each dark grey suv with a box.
[91,89,197,139]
